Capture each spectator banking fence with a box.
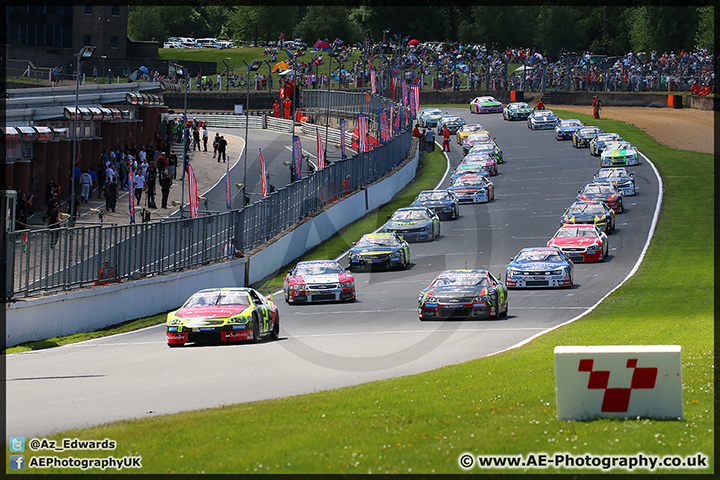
[4,90,412,300]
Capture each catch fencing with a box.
[5,90,412,300]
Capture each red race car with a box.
[283,260,356,304]
[547,224,609,263]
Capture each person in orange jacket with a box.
[273,100,281,118]
[283,97,292,119]
[442,125,451,151]
[535,99,545,110]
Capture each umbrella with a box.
[514,65,534,72]
[279,69,295,77]
[408,39,420,45]
[272,60,290,73]
[129,70,140,80]
[313,40,330,51]
[139,66,149,74]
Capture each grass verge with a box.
[5,111,713,474]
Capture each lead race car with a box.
[166,287,279,347]
[283,260,356,304]
[506,247,574,288]
[382,206,440,242]
[410,190,460,220]
[347,232,410,271]
[418,269,508,320]
[470,96,503,114]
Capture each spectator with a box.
[159,173,172,209]
[48,202,62,249]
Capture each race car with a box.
[447,174,494,203]
[560,200,615,234]
[283,260,356,304]
[418,269,508,320]
[555,119,584,140]
[593,167,636,196]
[470,96,503,114]
[577,182,625,213]
[166,287,280,347]
[527,109,560,130]
[589,133,623,156]
[451,159,494,181]
[503,102,533,121]
[506,247,574,288]
[461,132,494,156]
[381,206,441,242]
[437,114,466,134]
[347,232,410,271]
[417,108,443,127]
[458,152,497,176]
[410,190,460,220]
[466,141,503,163]
[601,141,640,167]
[547,224,609,263]
[572,126,604,148]
[456,124,486,145]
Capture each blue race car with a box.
[560,200,615,234]
[447,174,494,203]
[592,167,636,196]
[410,190,460,220]
[555,119,584,140]
[437,114,466,134]
[506,247,574,289]
[572,126,604,148]
[503,102,533,121]
[589,133,623,156]
[348,233,410,271]
[527,110,559,130]
[381,206,441,242]
[418,108,443,127]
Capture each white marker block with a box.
[555,345,682,421]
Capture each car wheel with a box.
[167,343,183,348]
[401,252,409,270]
[252,314,261,343]
[284,290,291,304]
[499,301,508,318]
[618,202,624,214]
[270,313,280,340]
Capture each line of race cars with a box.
[166,98,642,345]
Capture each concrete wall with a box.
[686,95,719,111]
[5,144,420,347]
[548,91,673,108]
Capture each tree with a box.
[694,6,714,52]
[127,6,168,42]
[226,5,298,44]
[292,6,361,45]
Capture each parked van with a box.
[195,38,219,48]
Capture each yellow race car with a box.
[166,287,280,347]
[455,124,487,145]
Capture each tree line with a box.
[129,5,714,60]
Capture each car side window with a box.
[249,290,263,305]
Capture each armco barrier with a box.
[4,143,419,347]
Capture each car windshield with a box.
[391,209,428,221]
[357,235,398,247]
[461,125,484,133]
[185,291,250,307]
[515,250,565,262]
[606,143,633,152]
[567,203,605,215]
[455,165,486,174]
[416,192,451,202]
[423,109,441,116]
[582,185,615,195]
[598,169,628,179]
[469,144,494,152]
[433,274,491,288]
[295,263,343,276]
[511,103,529,108]
[467,134,492,143]
[534,110,554,116]
[579,127,602,135]
[454,176,487,186]
[556,227,598,238]
[462,154,493,164]
[560,120,583,127]
[597,134,621,142]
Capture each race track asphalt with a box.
[5,107,660,438]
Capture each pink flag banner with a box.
[292,135,302,180]
[357,113,367,152]
[187,163,199,217]
[128,168,135,223]
[259,148,268,196]
[340,118,347,159]
[411,84,420,116]
[316,128,325,169]
[226,157,232,209]
[370,69,376,94]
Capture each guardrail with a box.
[5,90,411,300]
